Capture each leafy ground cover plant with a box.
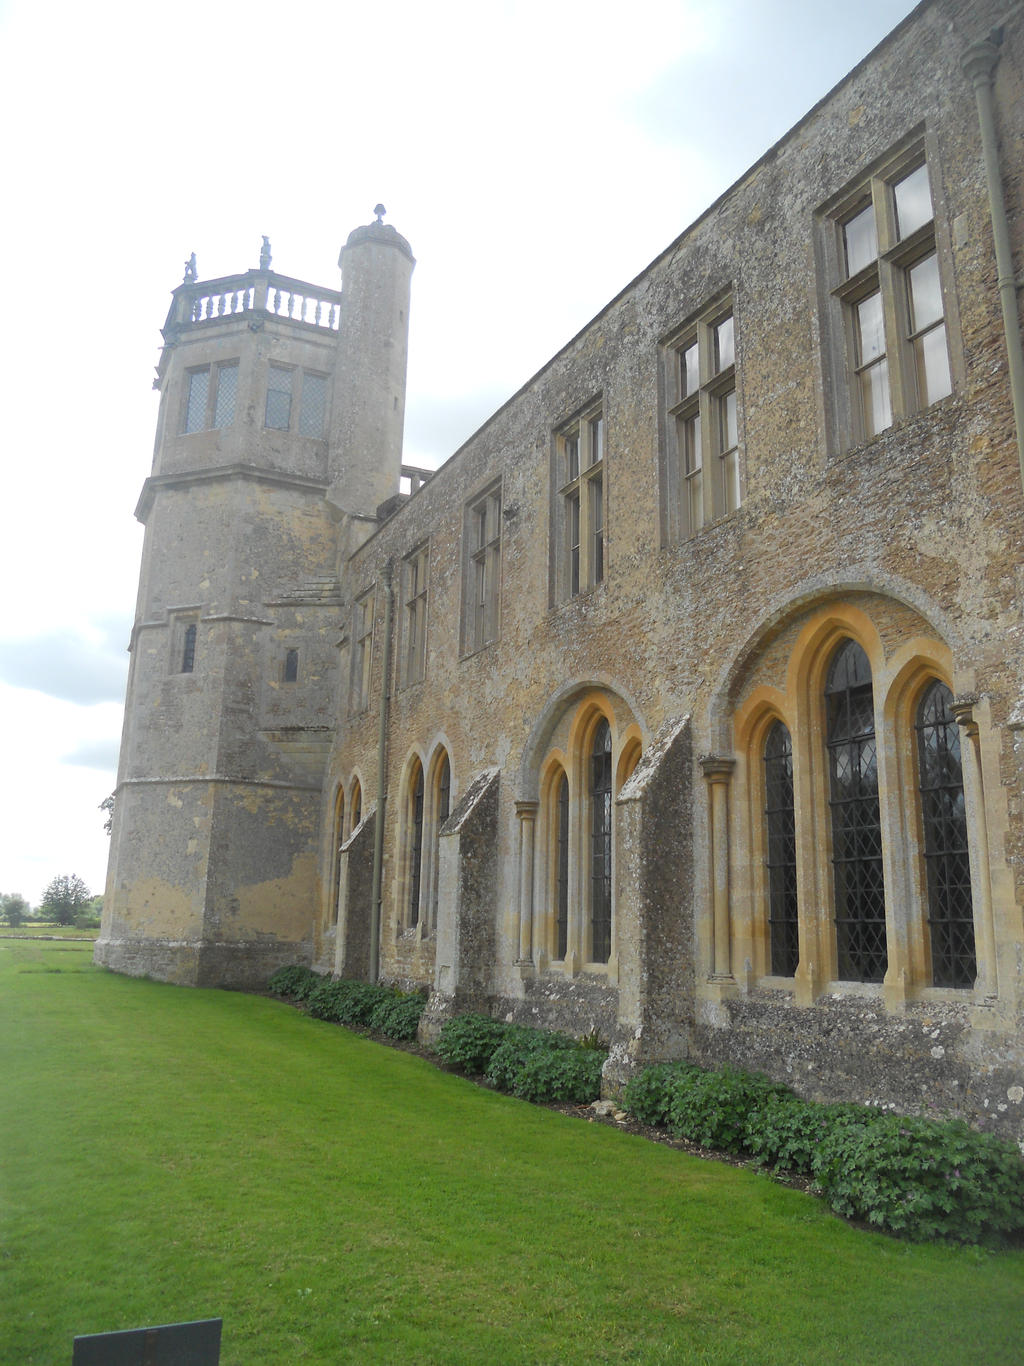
[434,1012,511,1074]
[307,978,391,1027]
[368,989,426,1041]
[267,964,322,1000]
[511,1045,607,1103]
[623,1059,1024,1246]
[484,1024,607,1103]
[811,1111,1024,1245]
[485,1025,578,1093]
[744,1094,870,1175]
[667,1065,792,1153]
[622,1060,704,1127]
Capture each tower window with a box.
[183,362,238,434]
[180,622,197,674]
[298,372,328,438]
[265,365,293,430]
[283,649,299,684]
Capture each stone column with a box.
[952,696,997,998]
[700,756,736,982]
[515,800,538,969]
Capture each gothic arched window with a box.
[408,761,424,927]
[555,770,569,961]
[825,640,887,982]
[764,720,798,976]
[590,720,613,963]
[916,681,976,988]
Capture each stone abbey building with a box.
[99,0,1024,1141]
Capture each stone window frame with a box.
[817,134,959,454]
[731,605,985,1011]
[395,743,453,939]
[263,362,330,438]
[169,610,200,675]
[327,783,346,927]
[181,360,239,434]
[661,293,739,543]
[534,695,642,976]
[552,401,605,601]
[401,541,430,688]
[461,480,502,656]
[282,647,300,684]
[348,586,375,715]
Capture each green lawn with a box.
[2,939,1022,1365]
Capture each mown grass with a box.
[2,939,1022,1365]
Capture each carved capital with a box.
[952,693,980,738]
[699,755,736,785]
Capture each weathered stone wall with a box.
[327,0,1024,1140]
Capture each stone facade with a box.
[100,0,1024,1142]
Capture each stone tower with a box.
[96,217,415,986]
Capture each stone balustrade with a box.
[167,270,343,335]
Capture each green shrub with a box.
[744,1094,870,1174]
[435,1014,511,1074]
[307,978,392,1026]
[369,990,427,1041]
[623,1061,704,1127]
[512,1047,607,1104]
[667,1065,791,1153]
[812,1112,1024,1245]
[267,965,322,1000]
[485,1026,578,1094]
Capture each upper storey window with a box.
[555,404,604,600]
[828,149,952,447]
[264,365,329,438]
[462,482,502,654]
[182,362,237,434]
[663,298,739,540]
[402,542,429,686]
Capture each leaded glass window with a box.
[265,365,292,430]
[826,640,887,982]
[428,752,451,934]
[764,721,798,976]
[916,681,976,988]
[181,622,197,674]
[299,372,327,438]
[213,363,237,428]
[408,762,424,927]
[591,720,612,963]
[556,771,569,961]
[184,369,209,434]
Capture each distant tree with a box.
[100,793,115,836]
[1,893,31,928]
[40,875,91,927]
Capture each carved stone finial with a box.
[374,203,386,224]
[259,235,272,271]
[183,252,197,283]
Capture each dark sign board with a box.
[72,1317,222,1365]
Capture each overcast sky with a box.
[0,0,920,906]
